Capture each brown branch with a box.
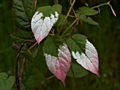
[28,42,38,50]
[34,0,37,10]
[58,0,76,35]
[15,42,25,90]
[15,39,35,90]
[19,56,26,81]
[46,75,54,80]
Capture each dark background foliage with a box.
[0,0,120,90]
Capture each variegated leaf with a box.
[31,11,59,44]
[43,37,71,83]
[67,34,99,75]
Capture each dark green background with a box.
[0,0,120,90]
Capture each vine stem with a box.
[46,75,54,80]
[61,18,78,36]
[19,56,26,81]
[91,2,108,9]
[70,0,77,17]
[59,0,76,34]
[34,0,37,10]
[15,42,26,90]
[15,39,35,90]
[63,0,76,23]
[92,1,116,16]
[28,42,38,50]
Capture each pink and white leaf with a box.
[31,11,59,44]
[72,40,99,75]
[44,44,71,83]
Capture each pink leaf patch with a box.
[72,40,99,75]
[44,44,71,83]
[31,11,59,44]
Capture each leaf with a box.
[52,4,62,14]
[66,34,99,75]
[13,0,36,30]
[31,4,62,44]
[37,4,62,17]
[31,7,60,44]
[79,15,99,25]
[6,76,15,89]
[22,0,36,20]
[77,7,98,16]
[67,63,88,78]
[0,72,8,79]
[0,72,15,90]
[55,14,66,26]
[11,30,34,43]
[25,71,45,88]
[43,37,71,83]
[24,45,46,88]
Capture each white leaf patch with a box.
[31,11,59,44]
[44,44,71,83]
[72,40,99,75]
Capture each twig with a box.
[62,18,78,36]
[63,0,76,23]
[69,15,76,18]
[41,75,54,85]
[39,75,54,89]
[46,75,54,80]
[15,42,25,90]
[91,2,108,9]
[15,39,35,90]
[92,1,116,16]
[70,0,77,17]
[34,0,37,10]
[107,2,116,16]
[28,42,38,50]
[59,0,76,34]
[19,56,26,81]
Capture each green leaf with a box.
[52,4,62,13]
[0,72,8,79]
[11,30,34,42]
[15,30,34,39]
[43,36,63,57]
[25,72,45,88]
[22,0,35,20]
[55,14,66,26]
[13,0,35,30]
[37,6,52,16]
[79,15,99,25]
[24,45,47,88]
[6,76,15,89]
[37,4,62,17]
[66,34,87,54]
[0,72,15,90]
[77,7,98,16]
[67,63,88,78]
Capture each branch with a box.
[34,0,37,10]
[15,39,35,90]
[61,18,78,36]
[59,0,76,35]
[28,42,38,50]
[19,56,26,81]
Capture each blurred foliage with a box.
[0,0,120,90]
[0,72,15,90]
